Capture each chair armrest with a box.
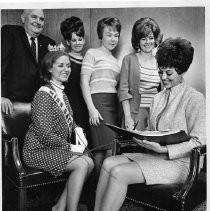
[2,131,13,141]
[2,136,26,177]
[113,138,206,203]
[173,145,206,202]
[12,137,27,177]
[112,137,144,156]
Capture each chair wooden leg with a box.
[18,187,27,211]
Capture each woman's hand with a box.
[89,107,103,126]
[80,75,103,126]
[71,144,85,153]
[133,138,168,154]
[125,115,134,131]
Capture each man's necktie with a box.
[156,88,170,130]
[30,37,36,60]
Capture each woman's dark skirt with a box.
[90,93,120,150]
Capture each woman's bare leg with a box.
[105,149,112,158]
[52,184,67,211]
[52,155,94,211]
[101,161,145,211]
[66,155,94,211]
[94,148,113,177]
[94,155,131,211]
[81,154,95,178]
[93,151,105,177]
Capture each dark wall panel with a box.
[1,9,91,53]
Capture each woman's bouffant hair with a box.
[97,17,121,40]
[156,37,194,74]
[131,17,163,51]
[60,16,85,41]
[41,51,70,83]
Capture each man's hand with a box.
[1,97,13,115]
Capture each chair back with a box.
[2,102,31,139]
[2,102,32,156]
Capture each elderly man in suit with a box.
[1,9,55,115]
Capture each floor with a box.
[4,200,144,211]
[3,181,144,211]
[77,200,144,211]
[3,177,206,211]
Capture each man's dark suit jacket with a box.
[1,25,56,102]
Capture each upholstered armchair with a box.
[1,103,70,211]
[112,137,206,211]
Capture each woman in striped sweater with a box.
[119,17,163,131]
[81,17,121,174]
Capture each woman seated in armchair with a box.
[93,37,206,211]
[23,48,94,211]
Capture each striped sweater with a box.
[139,63,160,108]
[81,48,120,94]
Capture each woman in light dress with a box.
[93,37,206,211]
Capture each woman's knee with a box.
[102,156,119,172]
[83,156,94,172]
[110,165,126,183]
[66,155,91,173]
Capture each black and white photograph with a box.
[0,0,208,210]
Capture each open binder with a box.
[105,123,189,145]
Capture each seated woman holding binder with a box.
[93,37,206,211]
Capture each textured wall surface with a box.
[1,7,205,95]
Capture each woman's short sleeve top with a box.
[81,48,120,94]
